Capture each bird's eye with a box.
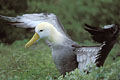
[40,30,43,32]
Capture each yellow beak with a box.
[25,32,40,48]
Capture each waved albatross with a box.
[0,13,119,75]
[25,22,119,75]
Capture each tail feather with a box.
[85,24,120,67]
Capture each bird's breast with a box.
[51,45,78,75]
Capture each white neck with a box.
[48,28,66,45]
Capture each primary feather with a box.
[0,13,69,37]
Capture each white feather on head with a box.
[35,22,66,45]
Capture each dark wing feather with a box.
[84,24,117,43]
[95,25,120,66]
[84,24,101,30]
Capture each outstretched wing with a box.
[74,46,102,70]
[0,13,69,37]
[84,24,118,43]
[74,24,120,71]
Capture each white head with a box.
[25,22,65,48]
[35,22,54,38]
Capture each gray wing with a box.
[0,13,69,37]
[75,46,103,71]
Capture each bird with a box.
[0,13,119,76]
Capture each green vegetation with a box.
[0,40,59,80]
[1,0,120,43]
[0,0,120,79]
[0,40,119,80]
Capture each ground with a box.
[0,40,119,80]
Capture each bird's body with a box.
[51,44,78,75]
[30,22,79,75]
[25,22,119,75]
[0,13,119,76]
